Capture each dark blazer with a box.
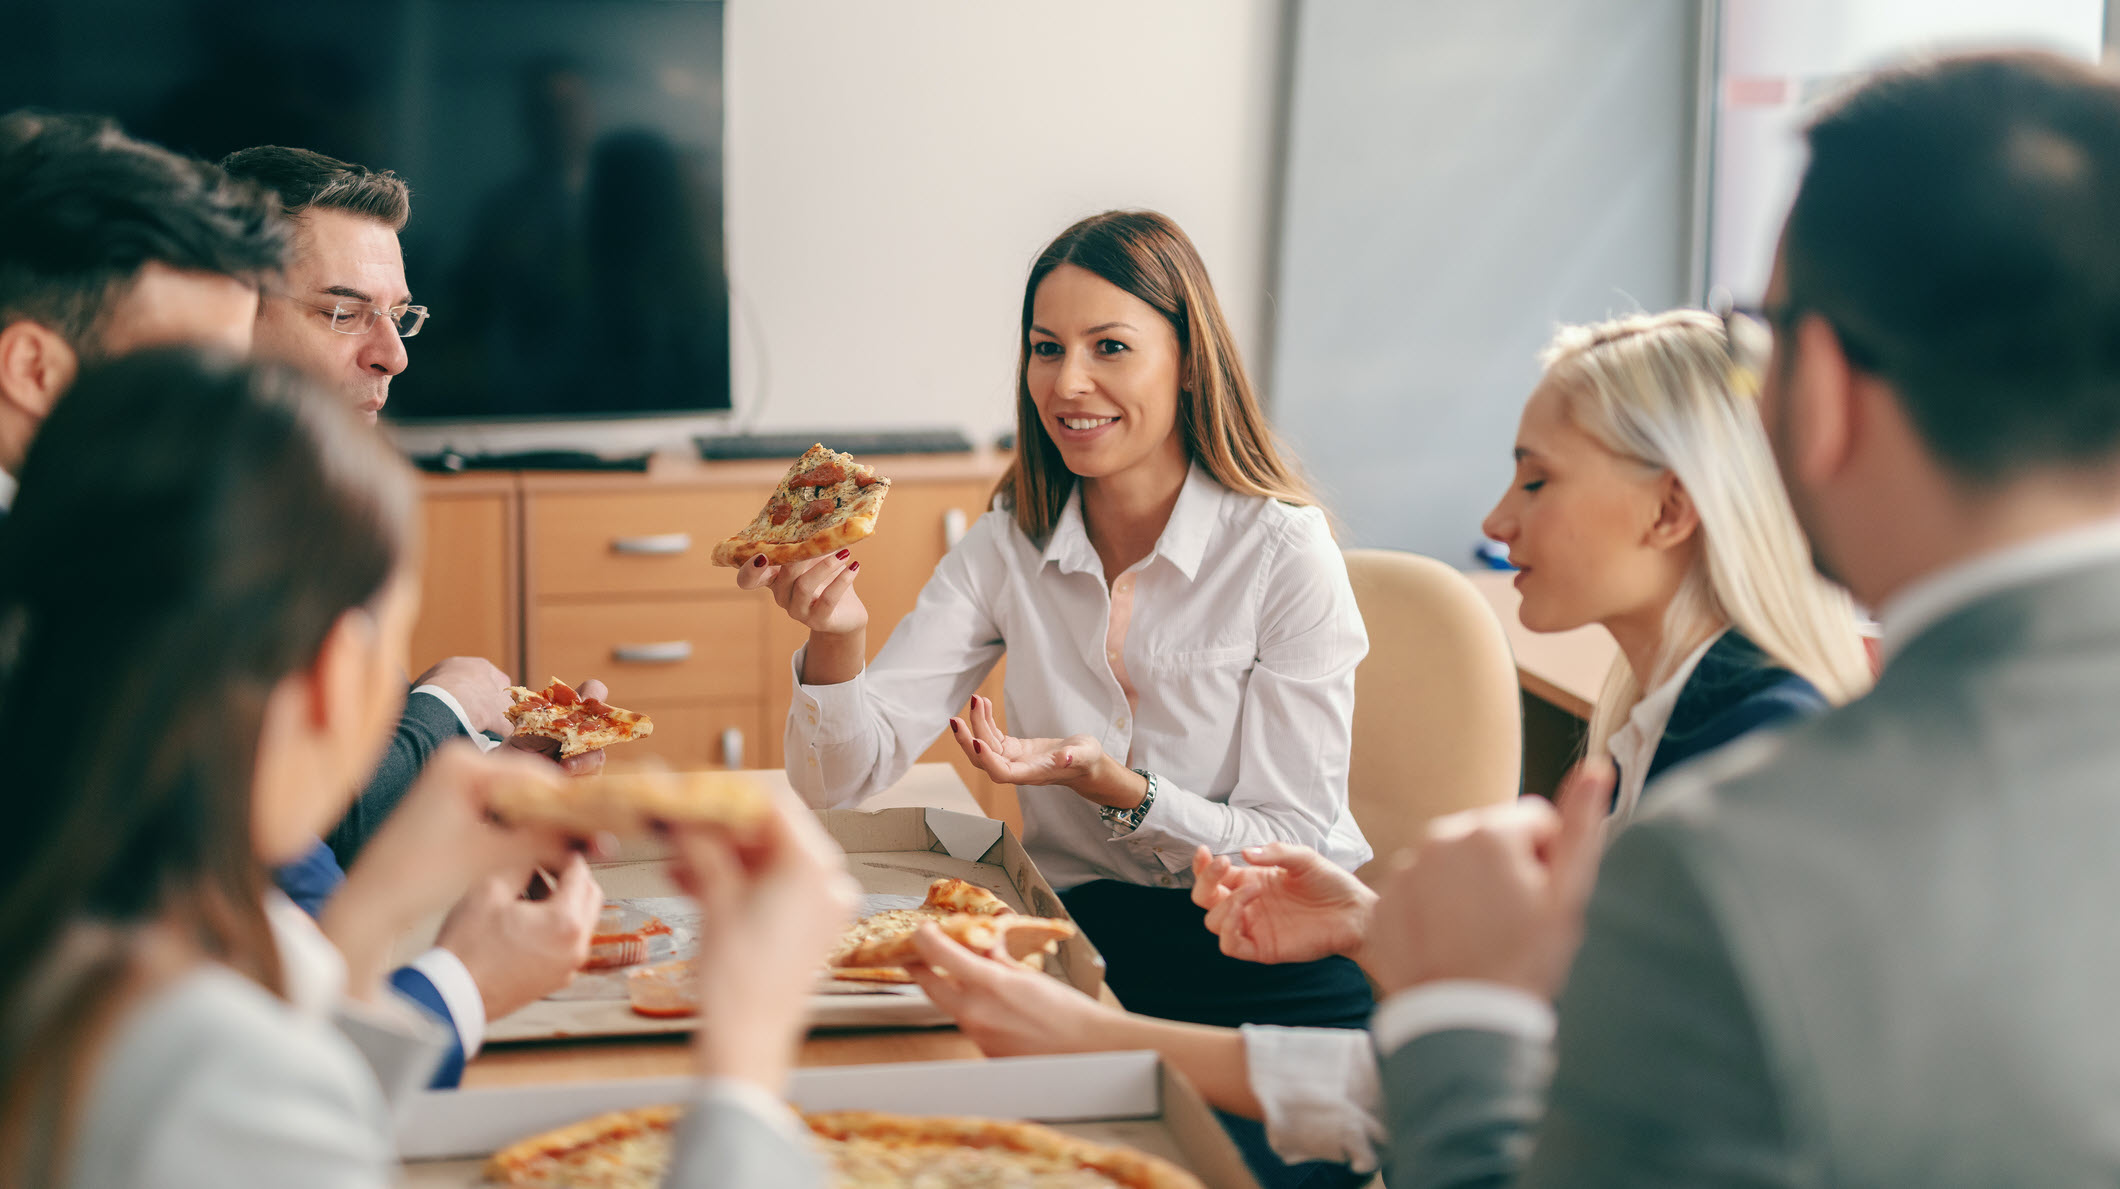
[1383,561,2120,1186]
[325,689,470,868]
[1640,629,1826,791]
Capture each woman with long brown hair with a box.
[0,350,853,1186]
[743,210,1373,1186]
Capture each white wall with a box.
[1268,0,1699,562]
[725,0,1282,441]
[394,0,1284,456]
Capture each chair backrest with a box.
[1342,549,1522,885]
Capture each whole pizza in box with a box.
[484,1104,1207,1188]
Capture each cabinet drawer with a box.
[624,701,766,770]
[528,598,765,702]
[528,489,772,597]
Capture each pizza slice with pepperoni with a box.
[710,443,891,567]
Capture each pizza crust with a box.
[712,443,892,567]
[488,768,772,837]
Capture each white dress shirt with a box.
[0,466,16,513]
[786,462,1371,890]
[1358,517,2120,1160]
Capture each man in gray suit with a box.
[1365,51,2120,1186]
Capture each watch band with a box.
[1101,768,1158,834]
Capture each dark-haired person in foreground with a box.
[0,351,850,1186]
[0,110,283,513]
[1364,50,2120,1187]
[221,144,606,1085]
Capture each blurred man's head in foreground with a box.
[0,111,285,474]
[1761,52,2120,600]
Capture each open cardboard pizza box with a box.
[399,1050,1263,1188]
[482,806,1106,1042]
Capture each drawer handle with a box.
[943,508,968,548]
[720,727,745,770]
[612,641,694,664]
[611,532,692,556]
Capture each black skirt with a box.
[1058,879,1374,1030]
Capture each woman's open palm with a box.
[948,694,1105,787]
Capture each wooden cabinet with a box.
[404,473,519,679]
[411,451,1019,826]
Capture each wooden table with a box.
[464,763,998,1088]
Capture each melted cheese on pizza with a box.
[817,1136,1126,1187]
[504,677,653,758]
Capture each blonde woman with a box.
[891,309,1874,1183]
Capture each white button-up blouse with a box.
[785,462,1372,891]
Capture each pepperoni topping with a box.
[853,467,879,488]
[790,463,846,488]
[768,499,794,525]
[800,497,835,522]
[546,679,581,707]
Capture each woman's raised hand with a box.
[735,550,868,636]
[948,695,1108,790]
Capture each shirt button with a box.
[1114,717,1127,730]
[806,756,817,767]
[1157,875,1174,888]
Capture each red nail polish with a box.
[849,561,860,572]
[752,554,766,567]
[837,548,850,559]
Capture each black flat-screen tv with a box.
[5,0,730,424]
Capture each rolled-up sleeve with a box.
[1120,511,1369,869]
[785,522,1006,809]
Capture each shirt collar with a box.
[0,466,15,513]
[1039,461,1222,583]
[1605,629,1724,822]
[1879,517,2120,662]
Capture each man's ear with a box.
[0,319,79,421]
[1646,471,1701,551]
[1785,314,1859,488]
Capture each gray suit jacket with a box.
[65,964,821,1187]
[1382,560,2120,1187]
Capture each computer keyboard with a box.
[694,429,975,460]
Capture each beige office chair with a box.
[1342,549,1523,886]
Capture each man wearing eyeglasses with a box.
[220,145,425,425]
[223,144,603,1089]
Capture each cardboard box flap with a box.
[924,807,1005,861]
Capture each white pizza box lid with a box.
[478,805,1105,1042]
[398,1051,1262,1189]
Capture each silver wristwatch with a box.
[1100,768,1158,834]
